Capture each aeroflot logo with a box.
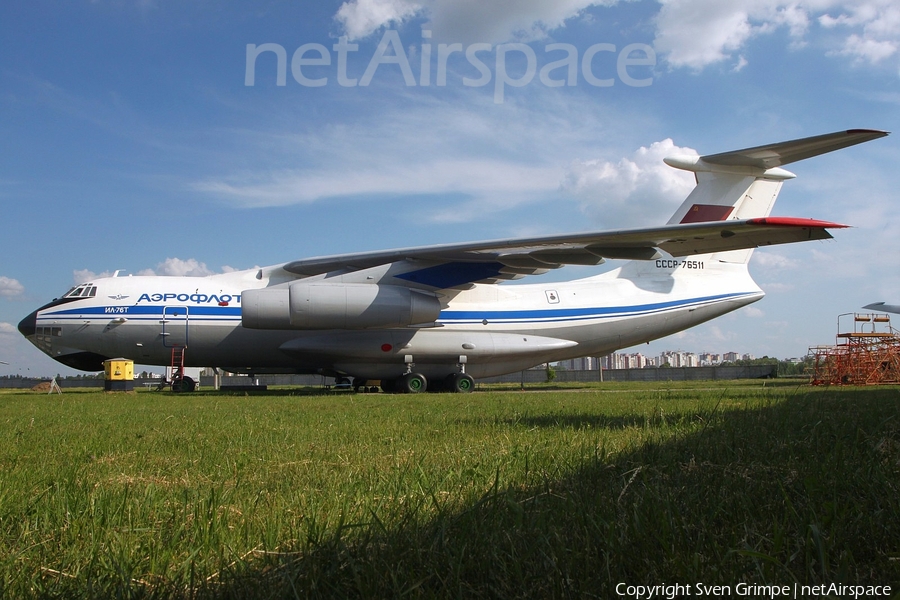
[137,293,242,304]
[245,30,656,103]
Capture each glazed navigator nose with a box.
[18,309,37,338]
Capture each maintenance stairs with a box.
[166,345,195,392]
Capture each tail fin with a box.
[662,129,888,264]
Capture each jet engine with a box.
[241,283,441,330]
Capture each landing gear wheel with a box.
[445,373,474,393]
[172,376,196,393]
[399,373,427,393]
[380,379,397,393]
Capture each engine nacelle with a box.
[241,283,442,330]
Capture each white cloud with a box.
[654,0,760,70]
[334,0,615,43]
[336,0,422,41]
[142,258,217,277]
[73,269,115,284]
[834,32,897,62]
[195,158,560,212]
[706,324,737,341]
[751,250,799,271]
[329,0,900,72]
[756,282,795,293]
[75,259,219,280]
[560,138,697,227]
[654,0,900,70]
[191,94,623,221]
[425,0,614,44]
[0,323,20,370]
[0,276,24,298]
[819,2,900,63]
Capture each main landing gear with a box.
[378,373,474,394]
[379,373,429,393]
[399,372,427,393]
[445,372,474,393]
[374,355,474,394]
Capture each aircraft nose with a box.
[18,309,37,337]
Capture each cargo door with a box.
[162,305,189,348]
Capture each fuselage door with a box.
[162,306,189,348]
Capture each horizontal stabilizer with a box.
[659,217,844,257]
[701,129,888,170]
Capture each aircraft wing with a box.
[282,217,845,289]
[863,302,900,315]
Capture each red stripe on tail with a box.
[680,204,735,224]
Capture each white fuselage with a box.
[21,257,762,380]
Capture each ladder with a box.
[170,345,186,384]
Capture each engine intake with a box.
[242,283,442,330]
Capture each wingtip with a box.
[846,128,889,137]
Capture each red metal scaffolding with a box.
[809,313,900,386]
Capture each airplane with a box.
[863,302,900,315]
[18,129,888,393]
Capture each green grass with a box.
[1,382,898,598]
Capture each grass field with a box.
[1,381,898,598]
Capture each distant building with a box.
[601,352,652,369]
[589,349,767,370]
[699,352,721,366]
[559,356,596,370]
[659,350,699,368]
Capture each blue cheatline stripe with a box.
[38,291,756,326]
[43,305,243,318]
[438,292,755,324]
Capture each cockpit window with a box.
[64,285,97,298]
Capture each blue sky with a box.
[2,0,899,377]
